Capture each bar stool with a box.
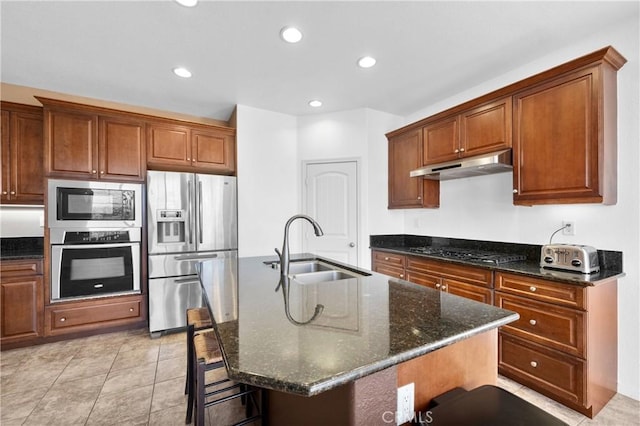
[185,308,213,397]
[190,330,262,425]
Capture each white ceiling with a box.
[1,1,636,121]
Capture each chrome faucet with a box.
[274,214,324,277]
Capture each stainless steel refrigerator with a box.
[147,171,237,335]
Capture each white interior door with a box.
[304,161,358,266]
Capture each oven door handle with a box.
[173,253,219,261]
[52,242,140,250]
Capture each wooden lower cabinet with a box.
[371,250,406,280]
[0,259,44,347]
[495,272,617,418]
[45,294,144,337]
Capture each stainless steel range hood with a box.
[410,149,512,180]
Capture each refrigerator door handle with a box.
[173,253,219,261]
[198,180,204,244]
[187,179,193,245]
[173,277,201,284]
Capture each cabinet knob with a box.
[92,170,97,174]
[459,148,465,152]
[9,191,15,195]
[399,274,404,278]
[60,317,66,322]
[454,149,460,153]
[529,319,537,326]
[187,157,191,161]
[417,196,422,200]
[1,191,7,195]
[129,308,134,312]
[435,283,441,289]
[513,189,519,194]
[530,361,538,368]
[384,257,389,261]
[100,170,105,175]
[441,285,447,290]
[529,286,537,292]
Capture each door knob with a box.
[349,242,355,247]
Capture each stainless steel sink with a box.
[291,269,363,285]
[270,259,335,274]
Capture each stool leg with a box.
[185,325,195,424]
[195,360,206,426]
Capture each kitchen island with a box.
[197,254,518,425]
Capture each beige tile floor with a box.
[1,328,638,425]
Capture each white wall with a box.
[0,206,44,237]
[297,108,403,268]
[235,105,299,257]
[393,15,640,399]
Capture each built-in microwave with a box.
[47,179,142,228]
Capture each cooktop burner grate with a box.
[408,246,526,265]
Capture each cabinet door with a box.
[388,129,439,209]
[1,110,10,202]
[513,66,602,205]
[147,123,191,168]
[46,109,98,178]
[192,129,236,174]
[0,275,43,342]
[99,116,145,181]
[422,116,459,165]
[445,279,493,304]
[461,98,512,157]
[11,111,44,202]
[405,270,440,289]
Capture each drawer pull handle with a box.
[60,317,66,322]
[384,257,389,261]
[129,308,134,312]
[529,286,537,292]
[441,285,447,290]
[530,361,538,368]
[399,274,404,278]
[529,319,537,326]
[435,283,441,289]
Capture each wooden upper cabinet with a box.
[1,102,45,204]
[147,123,191,167]
[99,116,145,181]
[422,98,511,166]
[39,97,145,181]
[512,53,623,205]
[388,128,439,209]
[147,122,236,175]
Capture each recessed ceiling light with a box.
[175,0,198,7]
[358,56,377,68]
[173,67,192,78]
[309,100,322,108]
[280,26,303,43]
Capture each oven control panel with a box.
[63,230,131,244]
[540,244,600,274]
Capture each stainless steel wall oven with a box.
[50,228,141,302]
[47,179,143,303]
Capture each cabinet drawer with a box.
[46,297,141,334]
[407,256,492,288]
[405,270,439,289]
[373,251,405,267]
[373,264,405,280]
[499,333,585,405]
[496,292,585,357]
[0,259,43,277]
[446,279,493,304]
[496,272,585,309]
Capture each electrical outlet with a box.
[397,382,414,425]
[562,220,575,236]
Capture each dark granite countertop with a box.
[197,254,518,397]
[0,237,44,260]
[370,234,625,286]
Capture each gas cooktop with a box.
[407,246,526,265]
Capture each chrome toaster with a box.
[540,244,600,274]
